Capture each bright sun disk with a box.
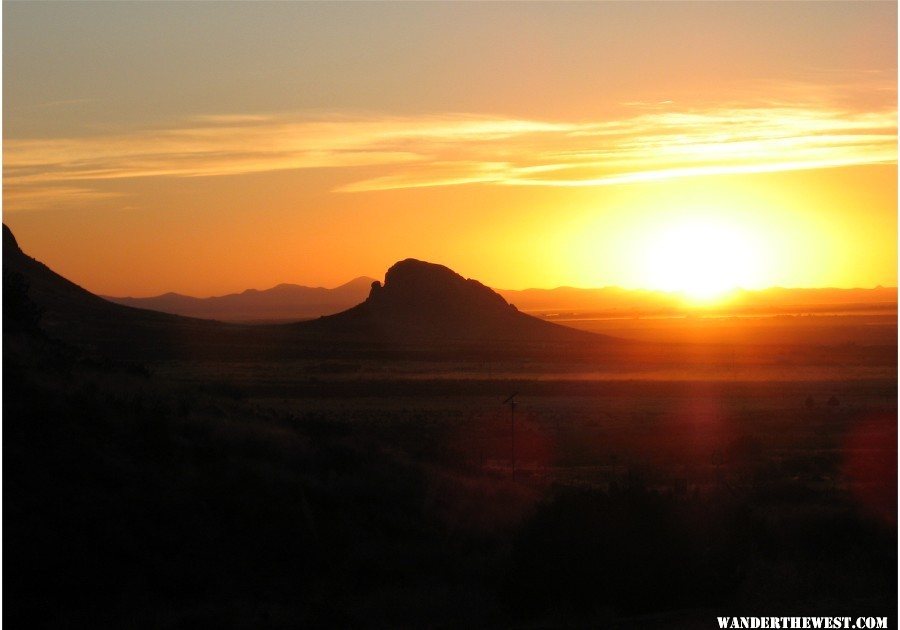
[640,218,764,304]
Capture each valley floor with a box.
[5,310,897,628]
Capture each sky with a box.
[3,1,897,297]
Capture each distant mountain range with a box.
[6,220,893,363]
[105,277,376,322]
[103,277,898,323]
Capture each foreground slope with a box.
[2,225,230,356]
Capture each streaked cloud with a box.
[2,185,123,212]
[4,102,895,210]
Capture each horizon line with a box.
[102,280,899,301]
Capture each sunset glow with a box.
[2,2,896,297]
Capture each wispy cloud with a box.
[4,102,895,210]
[2,185,123,212]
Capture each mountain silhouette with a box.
[2,224,230,357]
[3,224,184,326]
[303,258,597,343]
[4,223,113,317]
[3,227,604,357]
[104,277,375,322]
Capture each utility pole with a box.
[503,392,518,480]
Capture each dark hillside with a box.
[2,225,240,358]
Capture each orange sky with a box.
[3,2,897,297]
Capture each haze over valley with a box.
[104,274,897,326]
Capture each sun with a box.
[639,218,765,304]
